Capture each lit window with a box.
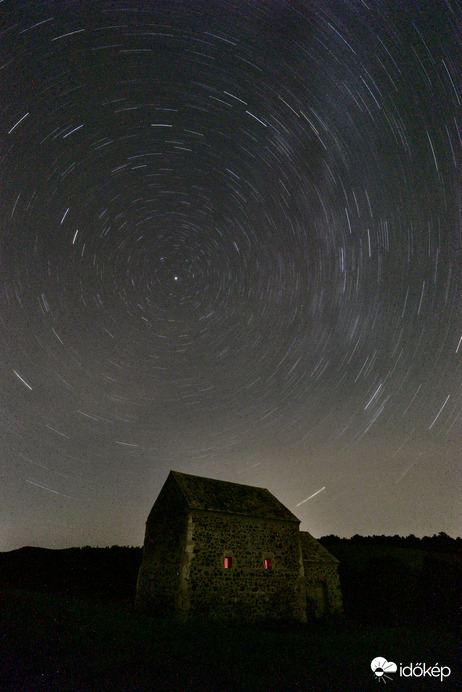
[265,558,272,570]
[224,556,232,569]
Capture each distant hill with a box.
[0,546,142,604]
[319,534,461,629]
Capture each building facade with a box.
[300,531,343,617]
[136,471,342,622]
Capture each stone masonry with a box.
[136,471,342,622]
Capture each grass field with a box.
[1,587,459,691]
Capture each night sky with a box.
[1,0,460,551]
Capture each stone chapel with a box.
[135,470,342,622]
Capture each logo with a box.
[371,657,397,683]
[371,657,452,683]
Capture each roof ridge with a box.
[170,470,270,492]
[168,470,300,522]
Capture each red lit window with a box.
[265,558,272,570]
[224,556,232,569]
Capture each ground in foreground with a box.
[1,588,459,691]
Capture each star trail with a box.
[1,0,460,550]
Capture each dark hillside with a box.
[0,546,142,604]
[319,535,461,630]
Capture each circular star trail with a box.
[1,0,460,549]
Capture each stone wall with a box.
[303,558,343,617]
[135,476,188,616]
[136,478,343,623]
[182,511,306,623]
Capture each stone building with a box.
[300,531,343,617]
[135,471,342,622]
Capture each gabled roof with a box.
[299,531,339,564]
[168,471,300,523]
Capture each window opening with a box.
[224,556,232,569]
[264,558,272,570]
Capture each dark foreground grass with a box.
[1,588,459,691]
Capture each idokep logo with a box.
[399,662,451,681]
[371,657,397,683]
[371,657,452,683]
